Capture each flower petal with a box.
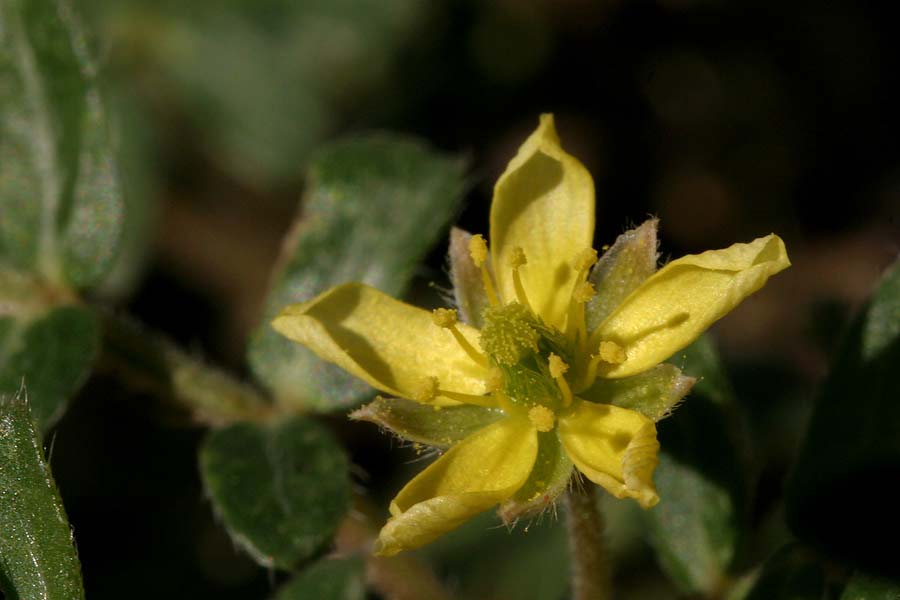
[272,283,491,403]
[350,397,504,449]
[448,227,491,328]
[586,219,659,333]
[579,364,696,422]
[497,431,573,524]
[592,234,790,378]
[558,401,659,508]
[490,114,595,328]
[375,417,538,555]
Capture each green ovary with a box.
[480,302,571,415]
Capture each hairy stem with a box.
[565,482,611,600]
[96,309,275,425]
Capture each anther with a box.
[432,308,489,368]
[598,341,626,364]
[548,353,569,378]
[469,234,488,267]
[528,405,556,432]
[580,340,629,390]
[573,281,596,303]
[413,376,439,403]
[548,353,573,407]
[509,246,527,268]
[432,308,458,328]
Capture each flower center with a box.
[477,302,575,426]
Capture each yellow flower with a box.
[272,114,790,556]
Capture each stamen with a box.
[509,246,532,311]
[573,281,596,303]
[548,353,573,407]
[412,376,439,403]
[566,248,598,348]
[598,340,627,364]
[469,234,499,306]
[528,405,556,432]
[581,340,628,390]
[432,308,489,368]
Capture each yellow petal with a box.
[375,417,538,555]
[558,401,659,508]
[490,114,595,328]
[592,234,790,378]
[272,283,490,404]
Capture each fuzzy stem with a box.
[565,482,611,600]
[96,309,275,425]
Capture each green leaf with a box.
[841,571,900,600]
[91,0,432,186]
[786,259,900,573]
[350,397,503,449]
[0,389,85,599]
[642,335,745,595]
[247,135,466,412]
[0,0,131,290]
[273,556,365,600]
[0,305,100,430]
[199,415,352,569]
[742,544,824,600]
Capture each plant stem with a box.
[96,309,275,425]
[565,482,611,600]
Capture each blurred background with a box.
[46,0,898,597]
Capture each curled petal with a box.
[559,402,659,508]
[376,417,538,555]
[273,283,491,404]
[490,114,595,328]
[592,234,790,378]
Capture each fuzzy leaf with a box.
[642,335,745,595]
[273,556,365,600]
[199,415,351,569]
[841,571,900,600]
[743,545,824,600]
[786,259,900,574]
[0,0,132,290]
[248,135,466,412]
[0,389,84,599]
[0,305,99,430]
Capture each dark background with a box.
[45,0,899,597]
